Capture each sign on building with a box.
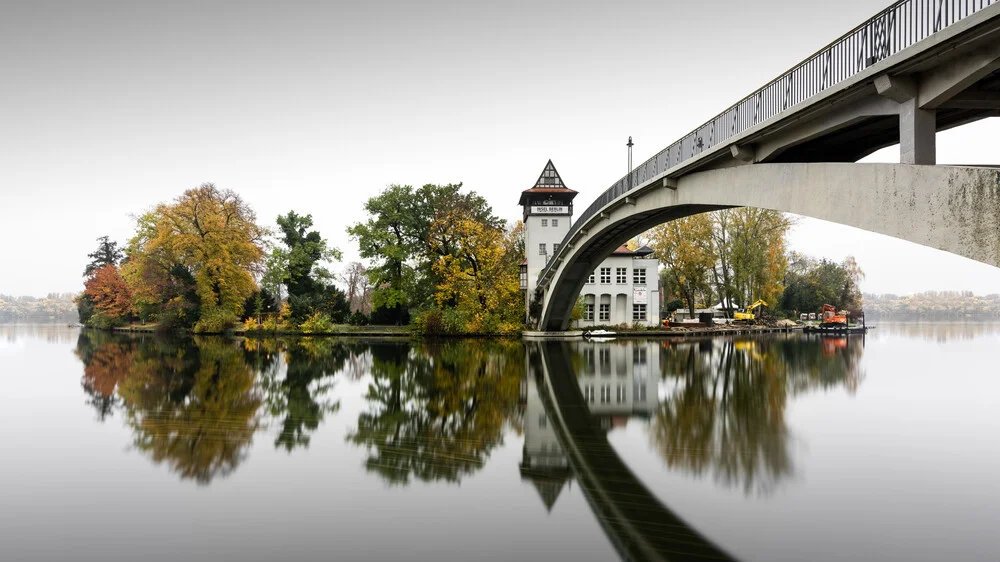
[633,287,647,304]
[530,206,568,214]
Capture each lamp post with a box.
[627,136,634,188]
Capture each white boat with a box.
[584,329,617,340]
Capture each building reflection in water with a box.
[520,340,659,511]
[521,335,866,560]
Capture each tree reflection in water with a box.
[651,334,864,496]
[347,340,523,486]
[73,332,366,484]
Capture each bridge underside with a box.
[539,163,1000,331]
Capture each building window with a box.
[583,348,596,375]
[584,385,595,403]
[633,268,646,285]
[587,272,595,284]
[616,267,627,284]
[538,243,546,255]
[599,303,610,322]
[553,243,560,253]
[634,382,647,403]
[599,348,611,375]
[584,304,595,321]
[633,304,647,321]
[633,347,647,365]
[616,384,626,403]
[541,218,548,227]
[600,268,611,284]
[552,219,559,227]
[600,384,611,404]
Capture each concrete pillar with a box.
[899,98,936,165]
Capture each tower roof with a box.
[519,160,578,206]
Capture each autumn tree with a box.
[649,214,716,318]
[83,265,134,326]
[79,236,126,323]
[425,212,522,334]
[127,184,267,332]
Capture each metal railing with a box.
[540,0,998,284]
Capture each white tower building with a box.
[520,160,661,327]
[519,161,577,318]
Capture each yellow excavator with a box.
[734,299,768,323]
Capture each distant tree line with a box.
[864,291,1000,319]
[0,293,77,322]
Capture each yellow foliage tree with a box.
[649,213,716,318]
[128,184,268,331]
[428,212,522,334]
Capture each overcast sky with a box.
[2,0,999,297]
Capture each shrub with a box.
[299,312,335,334]
[261,317,280,333]
[348,310,370,326]
[86,312,125,330]
[193,308,238,334]
[413,309,445,335]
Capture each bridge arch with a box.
[537,163,1000,331]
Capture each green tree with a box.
[270,211,348,324]
[347,183,503,322]
[84,236,124,277]
[779,254,865,316]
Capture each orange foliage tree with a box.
[84,265,134,320]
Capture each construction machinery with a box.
[819,304,849,327]
[734,299,768,323]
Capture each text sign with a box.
[633,287,648,305]
[531,206,568,214]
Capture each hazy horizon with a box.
[3,0,1000,298]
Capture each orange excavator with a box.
[820,304,848,327]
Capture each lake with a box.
[1,323,998,561]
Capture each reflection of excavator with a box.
[821,336,848,357]
[820,304,848,327]
[734,299,768,323]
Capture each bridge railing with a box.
[541,0,998,284]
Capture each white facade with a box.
[524,210,571,300]
[576,250,661,328]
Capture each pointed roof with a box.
[610,243,633,255]
[611,243,656,257]
[519,160,578,206]
[533,159,568,189]
[528,475,567,512]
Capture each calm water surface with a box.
[1,323,998,561]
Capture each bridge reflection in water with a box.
[521,336,865,561]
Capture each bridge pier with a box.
[900,99,936,165]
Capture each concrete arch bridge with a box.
[534,0,1000,331]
